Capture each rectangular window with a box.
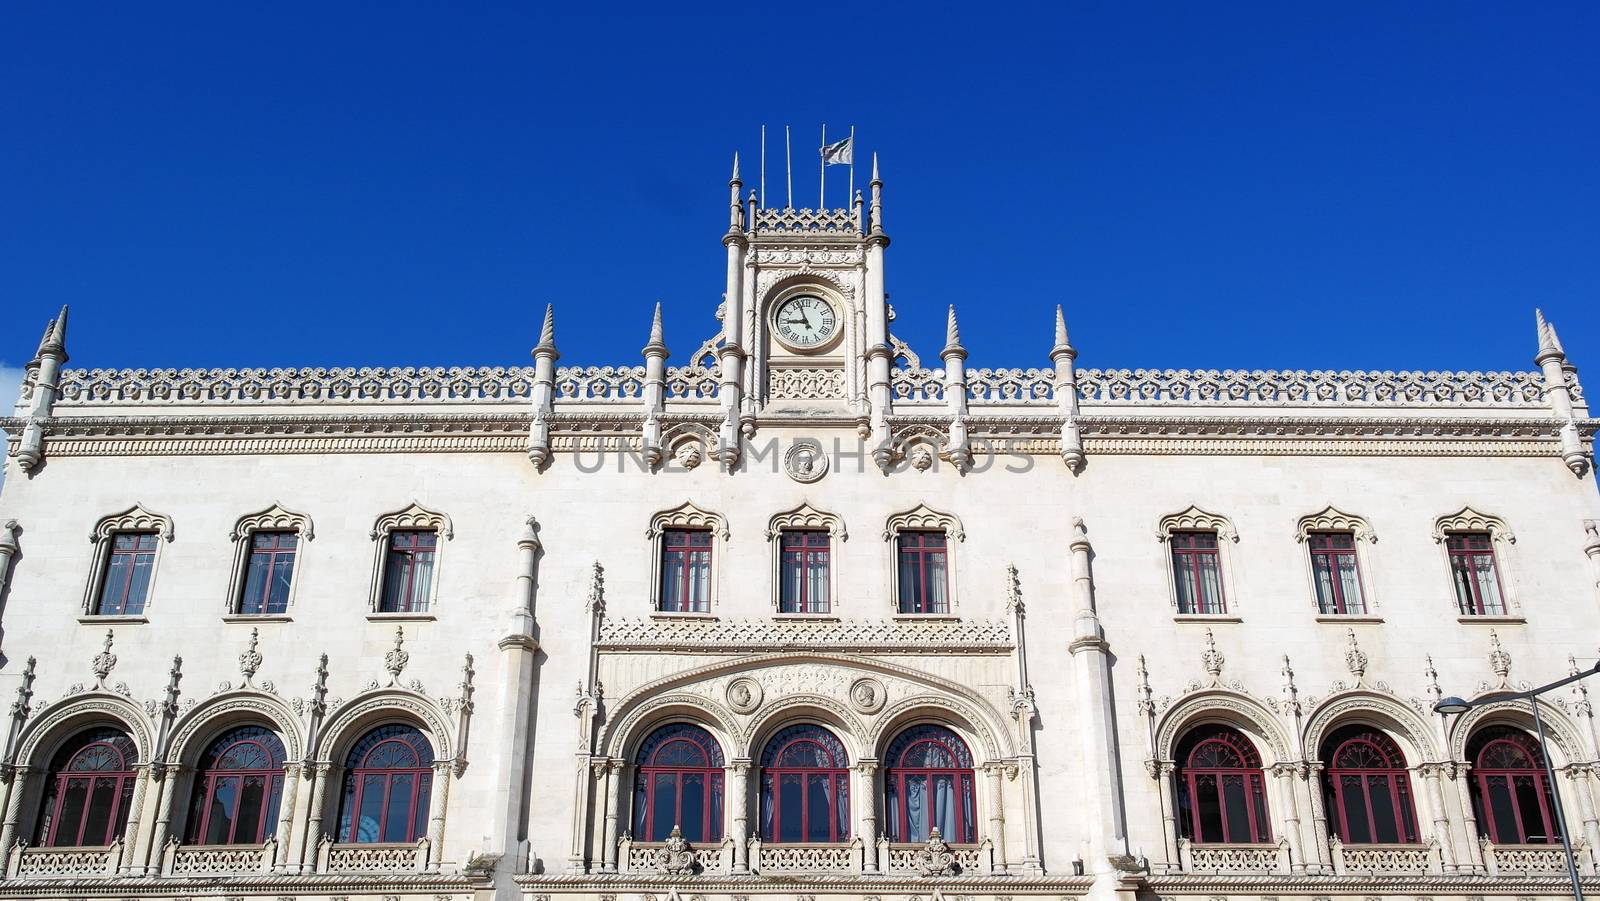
[380,530,438,613]
[660,529,712,613]
[239,531,297,615]
[1171,531,1226,614]
[896,531,949,614]
[1309,531,1365,615]
[96,532,158,616]
[779,530,831,614]
[1447,532,1505,615]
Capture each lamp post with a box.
[1435,660,1599,900]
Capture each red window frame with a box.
[883,725,977,844]
[659,528,713,613]
[760,724,851,843]
[239,530,298,615]
[779,530,831,614]
[186,726,287,845]
[380,529,438,613]
[896,530,949,615]
[336,725,435,844]
[1173,725,1272,844]
[96,531,159,616]
[1469,726,1561,844]
[1446,532,1506,616]
[1321,727,1418,844]
[36,728,138,848]
[1308,531,1365,615]
[632,723,725,843]
[1171,530,1226,614]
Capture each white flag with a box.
[821,136,852,166]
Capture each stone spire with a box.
[940,305,971,471]
[641,302,670,467]
[17,305,70,472]
[527,304,559,470]
[728,152,744,234]
[1051,305,1086,474]
[1531,308,1590,476]
[868,153,885,236]
[717,156,750,470]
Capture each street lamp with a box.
[1434,660,1599,900]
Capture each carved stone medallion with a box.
[784,439,829,484]
[725,677,763,714]
[848,677,886,714]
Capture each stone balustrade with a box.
[748,837,861,874]
[1177,837,1291,875]
[1328,838,1441,876]
[162,840,276,876]
[316,837,431,874]
[1481,839,1596,877]
[618,837,732,875]
[7,843,120,879]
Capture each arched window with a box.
[1468,726,1561,844]
[1320,726,1418,844]
[336,724,435,844]
[185,726,288,845]
[631,723,725,843]
[1173,724,1271,844]
[35,727,138,847]
[759,724,850,843]
[883,724,976,844]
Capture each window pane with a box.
[205,776,239,844]
[1173,553,1198,614]
[1194,776,1224,842]
[1368,778,1398,843]
[805,774,832,841]
[925,549,949,614]
[383,774,414,842]
[54,779,89,846]
[1221,774,1251,842]
[412,772,432,843]
[898,545,919,612]
[408,550,434,611]
[1514,777,1552,843]
[905,773,928,842]
[357,775,386,842]
[661,554,685,611]
[808,550,830,613]
[382,550,411,612]
[780,551,802,613]
[100,555,132,615]
[688,551,711,612]
[1311,554,1337,613]
[235,776,266,844]
[652,772,677,841]
[1485,776,1520,844]
[709,774,724,842]
[124,552,154,614]
[779,774,802,842]
[1335,553,1364,614]
[85,777,119,846]
[241,552,271,614]
[681,772,706,842]
[1196,554,1224,614]
[1339,776,1370,842]
[1472,555,1505,615]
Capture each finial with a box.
[731,152,740,182]
[533,304,558,358]
[37,306,68,359]
[871,152,880,182]
[1279,654,1301,717]
[643,302,668,356]
[1135,654,1154,716]
[941,305,966,359]
[1005,563,1023,615]
[586,560,606,614]
[1535,308,1566,363]
[384,626,409,685]
[1487,630,1511,688]
[1201,629,1225,681]
[1343,628,1368,681]
[91,629,117,685]
[238,627,263,683]
[1423,654,1441,703]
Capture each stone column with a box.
[117,763,153,873]
[1452,764,1486,874]
[601,759,625,873]
[982,762,1009,874]
[1016,760,1042,874]
[1419,764,1458,873]
[1271,764,1305,874]
[1299,763,1332,875]
[855,759,880,874]
[299,763,332,873]
[1155,763,1180,874]
[1066,519,1127,873]
[0,766,31,856]
[272,763,301,872]
[728,760,751,874]
[1564,764,1600,864]
[144,764,184,875]
[426,761,452,870]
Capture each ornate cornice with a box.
[89,504,175,543]
[596,616,1013,654]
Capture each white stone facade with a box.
[0,157,1598,901]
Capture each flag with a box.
[821,136,852,166]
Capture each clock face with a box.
[773,294,839,350]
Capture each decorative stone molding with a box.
[89,503,175,544]
[1152,690,1294,763]
[646,502,729,540]
[1299,690,1441,763]
[81,504,176,615]
[314,687,455,764]
[1446,697,1587,766]
[1156,505,1238,543]
[881,504,964,542]
[847,677,887,714]
[1432,506,1515,544]
[597,616,1012,653]
[164,690,305,765]
[725,678,763,715]
[769,367,847,401]
[1294,506,1376,543]
[766,503,846,541]
[782,439,830,483]
[369,502,453,541]
[228,503,314,544]
[15,691,155,770]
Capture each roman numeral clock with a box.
[772,294,839,350]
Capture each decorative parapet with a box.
[318,838,430,874]
[750,838,860,874]
[752,207,859,235]
[1481,839,1596,877]
[163,841,275,876]
[53,365,721,407]
[1177,837,1290,875]
[880,839,992,877]
[1076,368,1557,407]
[618,836,733,875]
[596,616,1013,653]
[1328,838,1440,876]
[8,843,120,879]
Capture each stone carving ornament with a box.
[915,828,958,877]
[725,677,763,715]
[849,677,887,714]
[656,825,696,875]
[783,439,829,483]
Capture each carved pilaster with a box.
[727,759,751,874]
[298,762,332,874]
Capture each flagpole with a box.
[760,125,766,208]
[785,125,793,209]
[847,124,855,204]
[819,123,827,209]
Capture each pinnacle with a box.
[1053,305,1071,350]
[871,152,880,182]
[942,305,966,357]
[533,304,558,356]
[643,301,669,357]
[1536,308,1565,358]
[731,152,740,182]
[37,305,68,358]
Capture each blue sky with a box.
[2,4,1596,378]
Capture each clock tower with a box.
[722,154,891,440]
